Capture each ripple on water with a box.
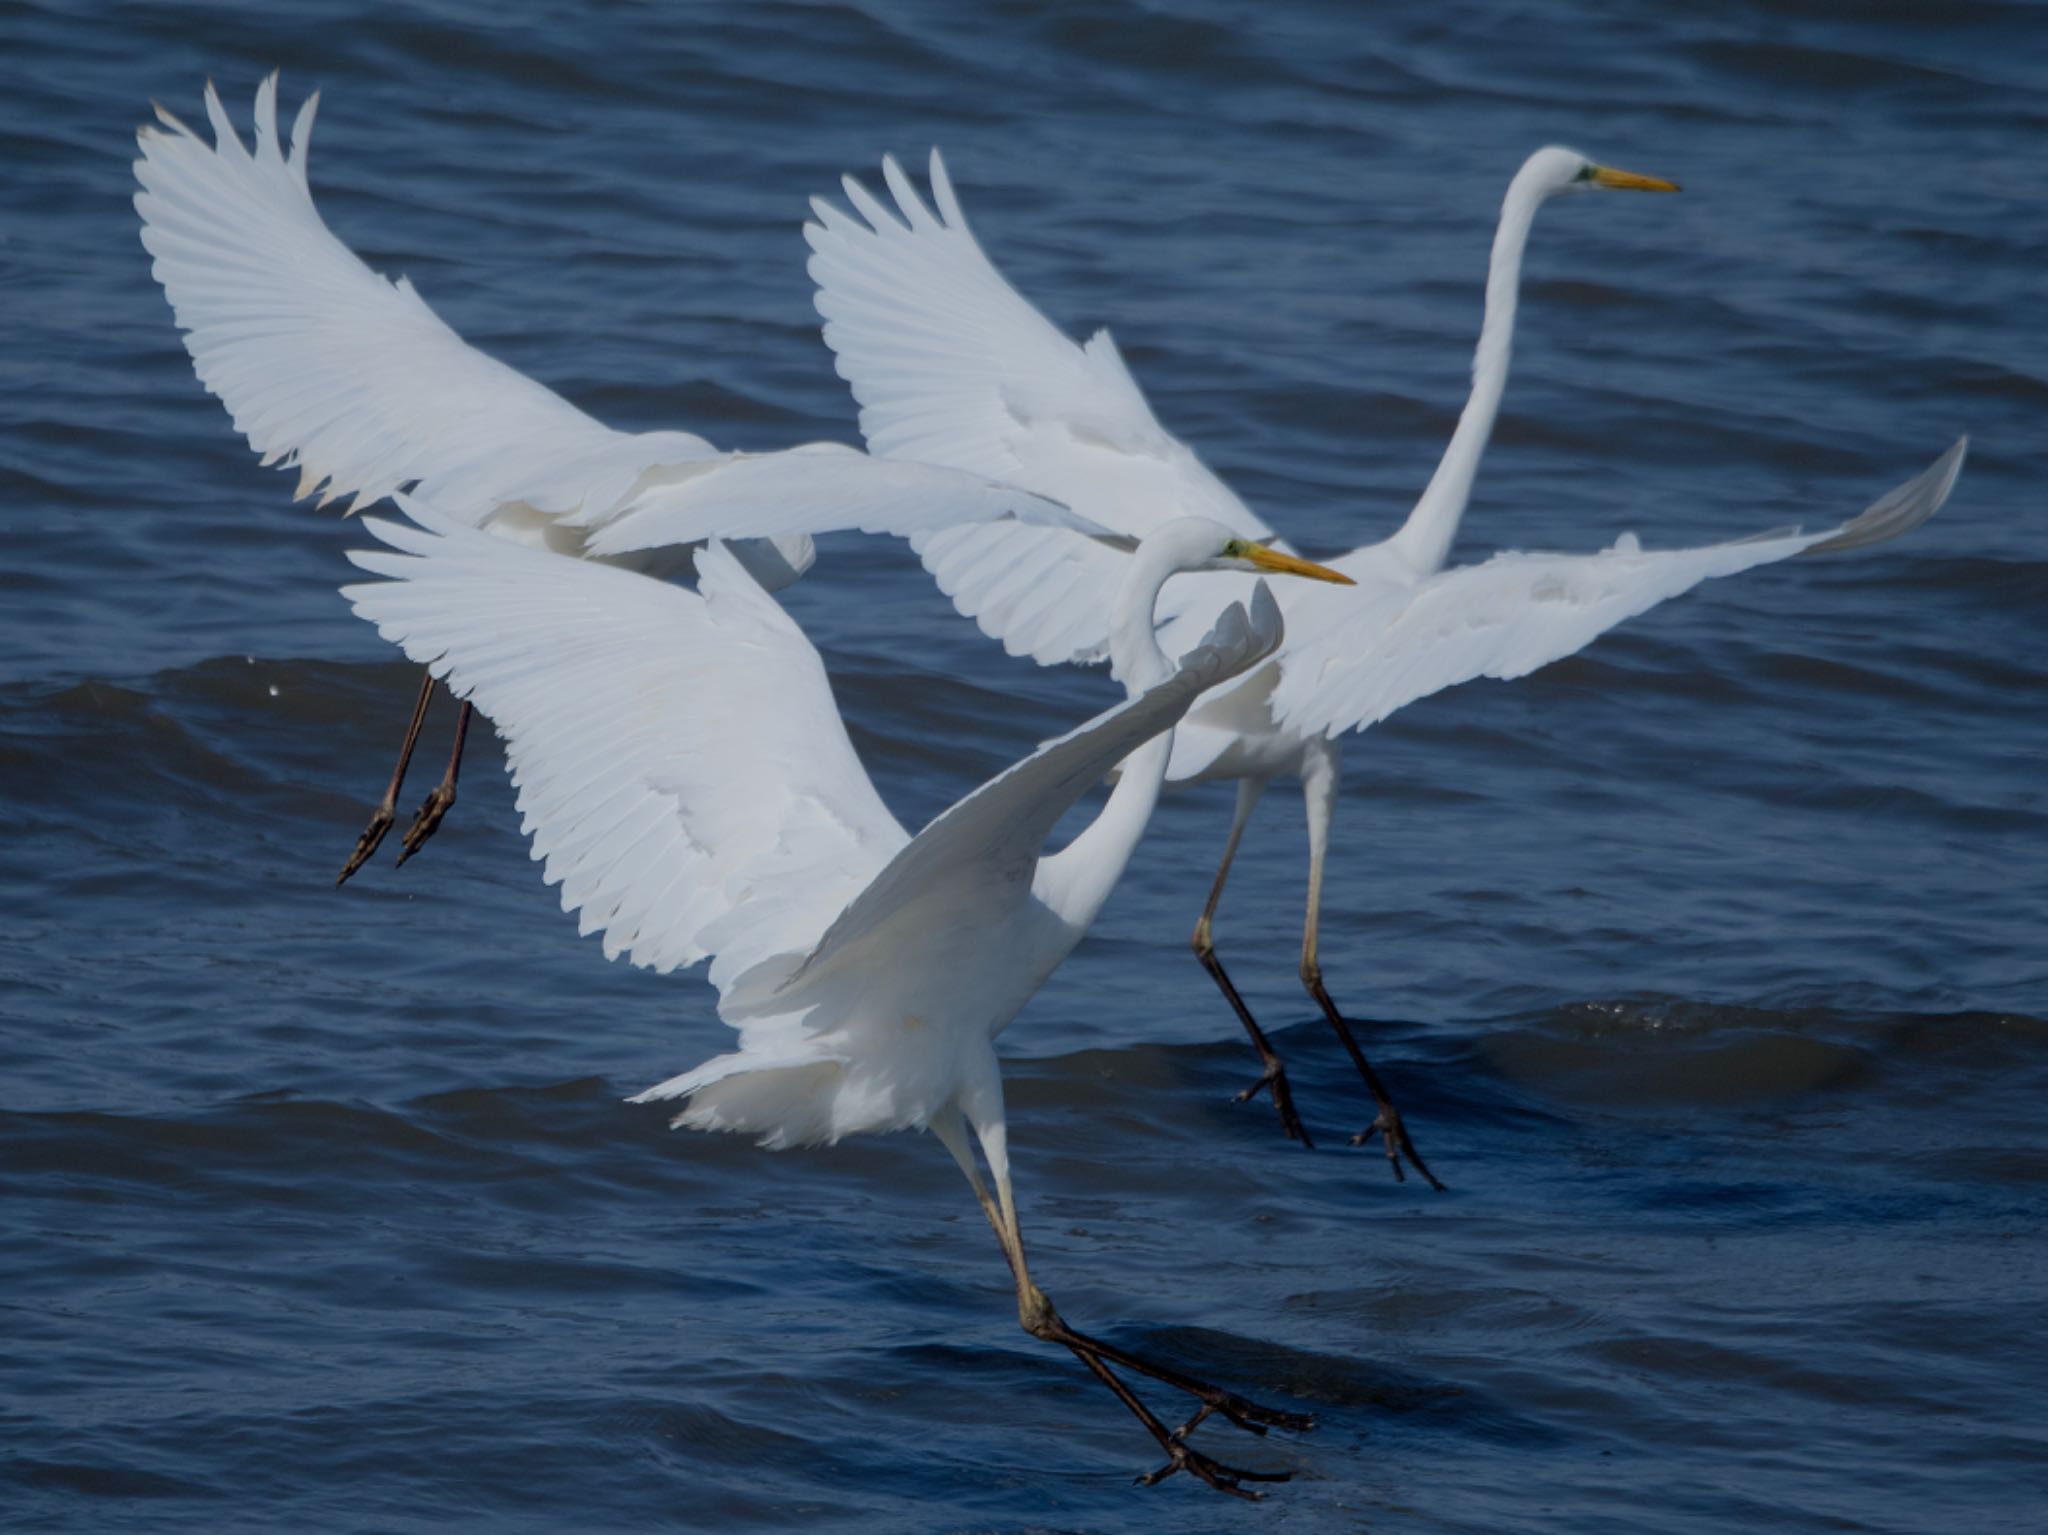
[4,2,2045,1530]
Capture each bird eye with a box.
[1573,163,1596,182]
[1221,539,1247,558]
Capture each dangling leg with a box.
[1190,779,1313,1147]
[396,699,473,867]
[336,667,437,886]
[1298,739,1443,1191]
[933,1102,1311,1498]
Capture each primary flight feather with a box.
[134,76,1097,879]
[805,144,1965,1176]
[343,500,1351,1495]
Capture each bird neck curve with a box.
[1387,165,1547,576]
[1105,533,1183,693]
[1034,540,1190,931]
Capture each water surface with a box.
[2,3,2043,1530]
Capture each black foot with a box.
[337,805,395,887]
[396,781,456,868]
[1138,1437,1293,1499]
[1236,1061,1315,1149]
[1035,1297,1315,1442]
[1177,1394,1316,1439]
[1351,1103,1446,1192]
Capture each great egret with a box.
[344,504,1352,1496]
[802,146,1966,1182]
[134,77,1075,881]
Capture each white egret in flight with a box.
[800,146,1967,1182]
[344,503,1353,1496]
[134,78,1074,881]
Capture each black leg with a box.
[933,1111,1310,1499]
[1303,966,1444,1192]
[1018,1281,1307,1498]
[1191,780,1314,1147]
[1298,740,1443,1190]
[336,667,436,886]
[1198,937,1315,1148]
[1066,1341,1291,1499]
[1023,1287,1313,1437]
[396,699,471,868]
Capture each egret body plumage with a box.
[344,504,1352,1496]
[134,78,1076,879]
[802,145,1966,1176]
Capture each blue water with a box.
[4,2,2045,1530]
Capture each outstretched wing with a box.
[581,442,1114,558]
[1271,441,1967,739]
[751,584,1285,1011]
[341,500,909,988]
[135,77,1024,563]
[135,76,700,515]
[807,150,1272,666]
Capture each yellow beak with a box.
[1240,543,1355,585]
[1590,164,1681,193]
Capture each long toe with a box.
[1043,1305,1313,1473]
[1202,1390,1315,1436]
[396,784,456,867]
[1401,1130,1447,1193]
[1351,1109,1446,1192]
[1138,1441,1292,1499]
[1236,1064,1316,1149]
[1272,1080,1315,1150]
[336,807,395,887]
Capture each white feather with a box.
[135,79,1096,577]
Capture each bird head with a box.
[1215,536,1354,584]
[1525,145,1681,199]
[1158,518,1354,584]
[1134,517,1354,584]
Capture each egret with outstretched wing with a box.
[344,503,1352,1497]
[135,78,1081,879]
[805,146,1965,1179]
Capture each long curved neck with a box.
[1387,168,1548,576]
[1033,540,1184,931]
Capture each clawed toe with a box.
[1236,1063,1315,1148]
[336,806,395,886]
[335,781,453,883]
[1139,1439,1293,1498]
[1043,1302,1312,1499]
[396,782,456,867]
[1219,1396,1316,1435]
[1176,1395,1316,1440]
[1348,1114,1405,1182]
[1350,1108,1446,1192]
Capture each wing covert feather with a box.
[584,444,1110,558]
[1271,441,1967,739]
[135,77,666,515]
[341,501,907,989]
[808,150,1270,666]
[767,583,1283,1003]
